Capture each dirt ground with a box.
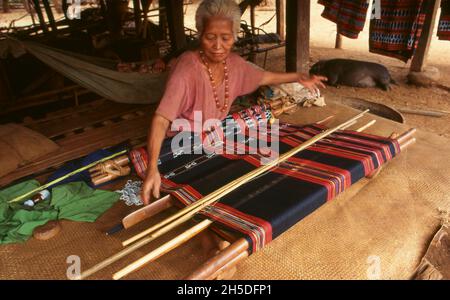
[1,1,449,137]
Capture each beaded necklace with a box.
[199,50,229,113]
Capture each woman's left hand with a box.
[298,74,328,96]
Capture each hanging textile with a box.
[369,0,429,62]
[130,106,401,254]
[0,37,168,104]
[438,0,450,40]
[318,0,370,39]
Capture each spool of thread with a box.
[23,189,51,207]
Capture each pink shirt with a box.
[155,51,264,132]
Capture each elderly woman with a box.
[141,0,327,204]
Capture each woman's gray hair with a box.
[195,0,241,39]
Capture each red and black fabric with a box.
[438,0,450,40]
[318,0,369,39]
[130,109,401,254]
[369,0,429,62]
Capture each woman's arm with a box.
[140,113,171,205]
[260,71,327,94]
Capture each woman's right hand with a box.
[141,167,162,205]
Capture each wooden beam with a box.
[163,0,186,52]
[410,0,441,72]
[2,0,9,13]
[285,0,310,73]
[133,0,142,35]
[0,60,14,104]
[335,25,342,49]
[31,0,49,33]
[42,0,57,32]
[276,0,285,40]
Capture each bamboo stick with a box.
[339,120,358,130]
[122,110,369,247]
[400,137,416,151]
[355,120,376,132]
[80,197,175,278]
[113,219,213,280]
[8,150,127,204]
[316,115,335,125]
[397,128,417,144]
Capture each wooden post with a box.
[250,4,256,36]
[31,0,49,33]
[42,0,57,32]
[248,4,257,62]
[164,0,186,52]
[335,26,342,49]
[133,0,142,35]
[0,60,14,104]
[276,0,285,40]
[410,0,441,72]
[2,0,9,13]
[285,0,310,73]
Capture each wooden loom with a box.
[77,110,417,280]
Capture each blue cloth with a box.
[45,144,128,189]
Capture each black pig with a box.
[310,59,395,91]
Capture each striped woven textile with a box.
[369,0,428,62]
[130,105,273,179]
[318,0,369,39]
[130,112,401,254]
[438,0,450,40]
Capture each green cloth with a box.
[0,180,119,244]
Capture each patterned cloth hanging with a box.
[369,0,429,62]
[129,106,401,254]
[438,0,450,40]
[318,0,370,39]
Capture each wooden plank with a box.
[0,113,154,187]
[276,0,285,40]
[28,103,151,138]
[23,99,106,125]
[285,0,310,73]
[410,0,441,72]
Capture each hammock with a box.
[0,37,168,104]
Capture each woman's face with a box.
[200,17,235,64]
